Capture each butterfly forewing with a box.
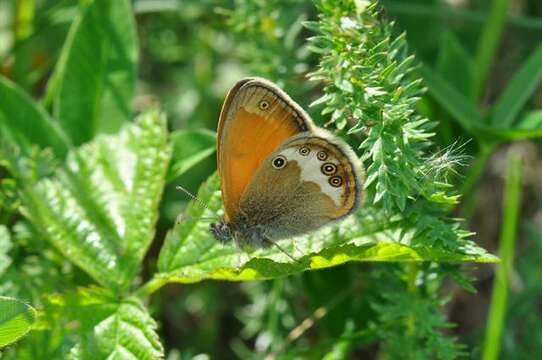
[217,78,314,221]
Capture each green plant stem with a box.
[268,285,356,359]
[460,142,496,222]
[406,263,418,336]
[460,142,495,198]
[473,0,510,102]
[135,276,169,298]
[269,279,283,344]
[482,151,522,360]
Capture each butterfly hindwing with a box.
[238,131,364,241]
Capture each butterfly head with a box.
[210,221,233,243]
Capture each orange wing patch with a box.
[217,78,314,221]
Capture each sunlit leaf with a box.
[0,296,36,348]
[47,0,138,145]
[166,129,216,182]
[68,297,163,360]
[155,174,497,285]
[0,76,71,158]
[14,111,171,292]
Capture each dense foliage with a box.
[0,0,541,359]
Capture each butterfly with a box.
[210,77,364,251]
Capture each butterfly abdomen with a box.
[232,220,272,248]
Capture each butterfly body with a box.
[210,220,268,248]
[212,78,364,249]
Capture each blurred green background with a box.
[1,0,541,358]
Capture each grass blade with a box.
[473,0,510,101]
[482,151,522,360]
[0,76,71,159]
[166,129,216,182]
[419,65,482,132]
[48,0,137,145]
[435,32,475,100]
[489,45,542,127]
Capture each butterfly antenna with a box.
[176,185,211,211]
[175,185,221,221]
[264,238,300,264]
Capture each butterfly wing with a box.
[239,130,364,241]
[217,78,314,221]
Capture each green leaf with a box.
[0,296,36,348]
[45,286,119,334]
[489,45,542,127]
[14,111,171,292]
[68,297,164,360]
[0,76,71,158]
[166,129,216,182]
[0,225,12,276]
[419,65,483,132]
[48,0,138,145]
[517,110,542,129]
[435,32,475,100]
[153,174,497,286]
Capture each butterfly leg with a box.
[236,251,242,269]
[235,250,251,270]
[264,237,300,264]
[292,238,302,259]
